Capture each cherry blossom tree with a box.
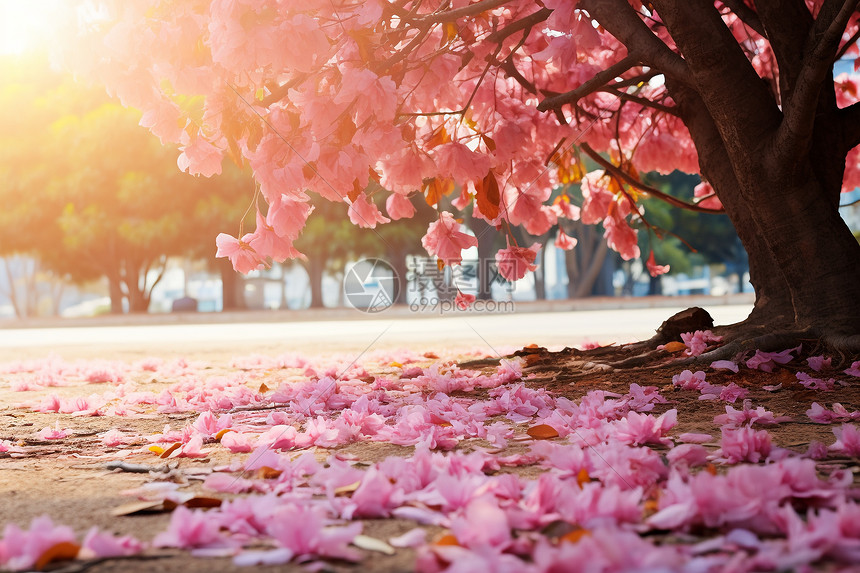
[68,0,860,349]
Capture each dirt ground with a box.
[0,338,857,572]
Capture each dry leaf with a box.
[334,481,362,496]
[527,424,560,439]
[255,466,283,480]
[34,541,80,570]
[215,428,234,441]
[662,341,687,353]
[160,442,182,459]
[434,533,459,546]
[576,468,590,487]
[258,383,270,393]
[423,352,440,359]
[560,527,590,544]
[352,534,395,555]
[110,500,166,517]
[183,497,223,508]
[148,445,165,455]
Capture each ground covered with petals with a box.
[1,342,859,572]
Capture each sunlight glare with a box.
[1,0,66,55]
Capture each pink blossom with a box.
[714,400,784,427]
[807,355,832,372]
[710,360,739,373]
[348,193,390,229]
[177,130,223,177]
[611,409,677,446]
[37,422,70,440]
[719,382,749,403]
[385,193,416,220]
[248,210,303,263]
[690,181,722,210]
[220,431,254,453]
[81,527,143,558]
[746,345,801,372]
[421,212,478,266]
[450,497,512,550]
[101,429,134,447]
[680,330,722,357]
[0,516,77,571]
[672,369,707,390]
[666,444,709,468]
[845,360,860,377]
[796,372,838,391]
[678,432,713,444]
[718,427,772,463]
[806,402,860,424]
[645,250,670,277]
[554,230,577,251]
[829,424,860,456]
[152,506,226,549]
[495,243,540,281]
[215,233,262,273]
[266,505,362,561]
[455,291,476,310]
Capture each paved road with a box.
[0,304,752,361]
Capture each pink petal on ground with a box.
[81,527,143,558]
[710,360,739,373]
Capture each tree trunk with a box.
[564,223,610,299]
[470,215,498,301]
[306,258,325,309]
[667,81,860,340]
[218,257,245,311]
[533,247,546,300]
[107,272,124,314]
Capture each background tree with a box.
[0,53,251,314]
[72,0,860,351]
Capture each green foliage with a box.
[0,52,251,311]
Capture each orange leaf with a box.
[426,127,450,149]
[436,258,445,271]
[424,352,440,359]
[559,527,590,544]
[434,533,460,546]
[576,468,590,487]
[334,480,362,496]
[475,171,500,219]
[527,424,560,439]
[662,341,687,353]
[148,445,165,455]
[34,542,80,570]
[424,177,455,206]
[256,466,283,480]
[258,382,270,393]
[160,442,182,459]
[184,497,223,508]
[215,428,234,441]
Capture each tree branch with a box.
[836,24,860,59]
[600,87,680,116]
[580,0,691,84]
[580,142,725,213]
[719,0,766,37]
[778,0,860,157]
[413,0,511,24]
[537,55,639,112]
[650,1,781,156]
[486,8,551,44]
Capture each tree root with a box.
[516,307,860,379]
